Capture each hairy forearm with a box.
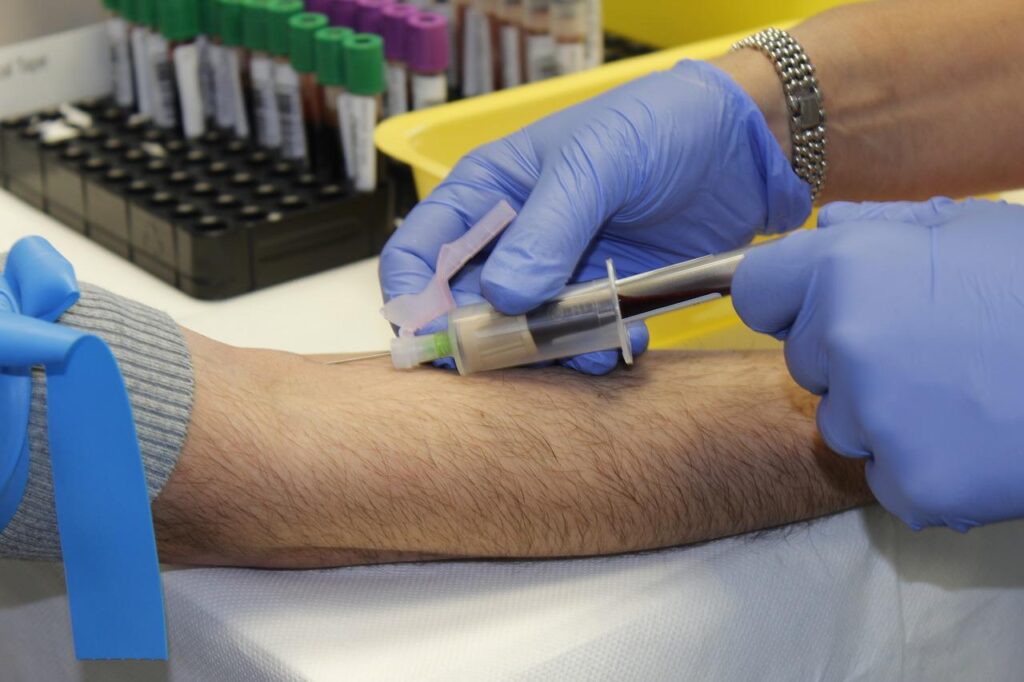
[152,331,870,568]
[715,0,1024,202]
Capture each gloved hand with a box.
[380,59,811,374]
[732,197,1024,531]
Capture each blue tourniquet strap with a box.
[0,237,167,660]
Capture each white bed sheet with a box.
[1,190,1023,681]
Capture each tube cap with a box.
[242,0,270,51]
[197,0,213,32]
[344,33,386,95]
[266,0,304,56]
[137,0,158,28]
[304,0,331,13]
[217,0,244,45]
[289,12,330,73]
[160,0,201,41]
[355,0,394,34]
[315,27,353,86]
[381,3,418,61]
[406,11,449,74]
[121,0,139,22]
[327,0,358,28]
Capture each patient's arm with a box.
[152,331,870,568]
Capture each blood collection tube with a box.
[288,12,331,168]
[406,12,450,111]
[314,26,352,181]
[125,0,155,117]
[104,0,135,109]
[551,0,585,76]
[342,33,386,192]
[149,0,181,132]
[354,0,395,34]
[243,0,282,149]
[195,0,217,124]
[161,0,207,139]
[429,0,459,95]
[326,0,359,29]
[462,0,494,95]
[266,0,306,161]
[522,0,556,83]
[455,0,472,94]
[486,0,503,89]
[498,0,524,88]
[207,0,230,130]
[584,0,602,69]
[214,0,252,139]
[381,3,418,118]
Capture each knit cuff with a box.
[0,269,194,560]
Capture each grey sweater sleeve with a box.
[0,263,194,560]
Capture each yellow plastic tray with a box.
[375,27,800,351]
[604,1,851,49]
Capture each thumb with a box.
[480,152,610,315]
[731,230,823,338]
[817,197,959,228]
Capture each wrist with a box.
[711,50,792,160]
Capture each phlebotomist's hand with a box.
[732,198,1024,531]
[379,59,811,374]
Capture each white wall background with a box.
[0,0,103,46]
[0,1,110,118]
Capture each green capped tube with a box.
[341,33,385,192]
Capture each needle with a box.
[325,351,391,366]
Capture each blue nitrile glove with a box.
[732,197,1024,531]
[380,59,811,374]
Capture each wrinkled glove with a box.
[380,59,811,374]
[732,197,1024,531]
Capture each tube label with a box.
[130,28,153,117]
[500,24,522,89]
[211,44,234,130]
[224,49,250,138]
[348,94,377,192]
[337,91,354,182]
[197,36,216,120]
[172,43,205,139]
[386,63,409,117]
[147,34,178,130]
[476,10,495,94]
[411,73,448,111]
[555,41,585,75]
[107,18,134,108]
[249,54,281,148]
[274,62,307,161]
[585,0,602,69]
[525,32,557,82]
[432,1,459,88]
[461,5,481,96]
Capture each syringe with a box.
[390,245,755,374]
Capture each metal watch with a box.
[732,28,828,202]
